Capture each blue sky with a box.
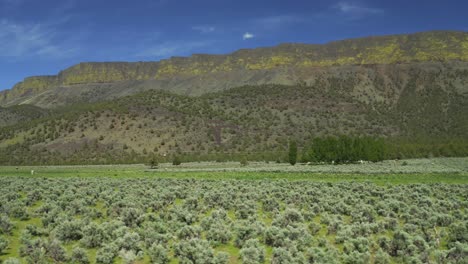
[0,0,467,90]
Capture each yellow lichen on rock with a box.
[461,37,468,60]
[361,42,404,64]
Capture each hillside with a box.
[0,105,49,127]
[0,80,466,165]
[1,31,467,108]
[0,30,467,165]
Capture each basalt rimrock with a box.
[1,30,467,108]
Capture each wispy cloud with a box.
[242,3,383,37]
[253,15,306,30]
[135,41,211,58]
[242,32,254,40]
[192,25,216,33]
[0,19,79,59]
[334,2,383,19]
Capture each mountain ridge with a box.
[1,30,467,107]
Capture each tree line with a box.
[288,135,467,165]
[298,136,386,164]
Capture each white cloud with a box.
[334,2,383,18]
[242,32,254,40]
[254,15,306,29]
[192,25,215,33]
[135,41,210,58]
[0,19,78,59]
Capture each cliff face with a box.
[1,30,467,107]
[1,76,57,104]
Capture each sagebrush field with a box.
[0,161,467,263]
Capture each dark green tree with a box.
[149,156,159,169]
[288,140,297,166]
[172,156,182,166]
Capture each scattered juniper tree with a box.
[149,156,159,169]
[288,140,297,165]
[172,156,182,166]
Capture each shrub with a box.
[240,239,265,264]
[390,230,413,257]
[234,221,263,247]
[54,220,83,241]
[96,244,118,264]
[119,249,137,264]
[213,252,229,264]
[174,238,224,264]
[46,239,67,262]
[0,216,13,235]
[235,202,257,219]
[446,242,468,263]
[81,222,105,248]
[25,224,44,237]
[448,221,468,246]
[206,222,232,245]
[25,245,48,264]
[10,205,30,220]
[343,250,370,264]
[0,236,8,254]
[71,246,90,264]
[308,222,321,235]
[305,247,340,264]
[264,226,287,247]
[343,237,369,254]
[3,258,21,264]
[374,248,391,264]
[177,225,202,240]
[262,197,279,212]
[119,231,142,252]
[142,229,170,247]
[272,208,304,227]
[271,247,293,264]
[148,243,170,264]
[120,207,144,227]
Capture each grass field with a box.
[0,158,467,264]
[0,157,467,184]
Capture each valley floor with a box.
[0,157,467,184]
[0,157,467,264]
